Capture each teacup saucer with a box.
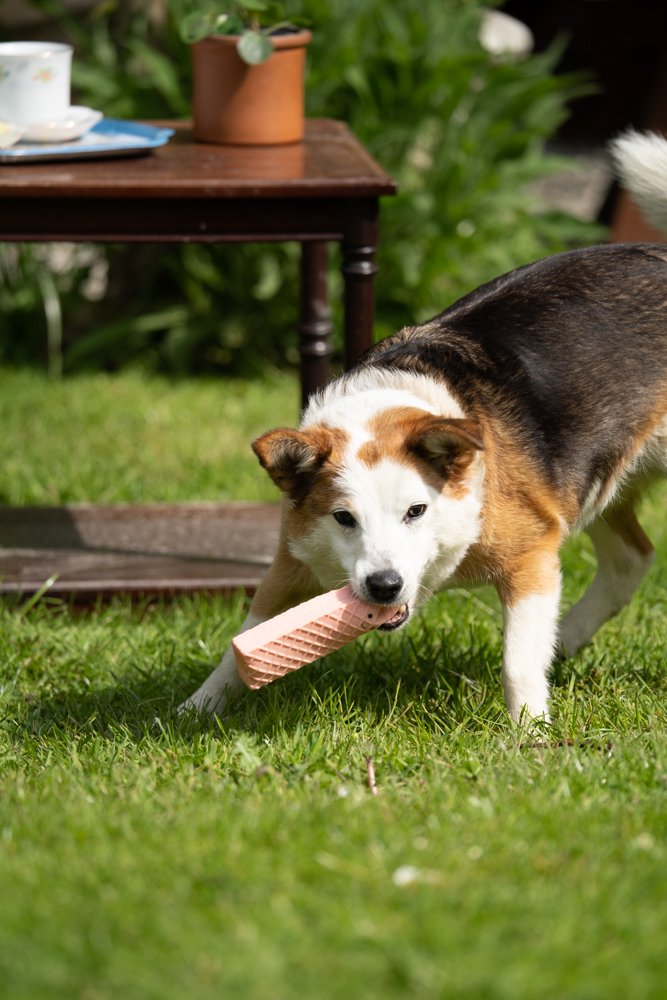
[23,106,103,143]
[0,121,27,149]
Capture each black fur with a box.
[353,244,667,506]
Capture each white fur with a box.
[502,588,561,722]
[179,611,261,715]
[609,129,667,233]
[302,368,466,426]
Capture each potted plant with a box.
[180,0,312,145]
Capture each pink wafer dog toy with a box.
[233,585,402,690]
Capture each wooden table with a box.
[0,118,396,403]
[0,119,396,597]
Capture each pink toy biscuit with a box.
[233,585,401,689]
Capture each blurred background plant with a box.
[0,0,605,377]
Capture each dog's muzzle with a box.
[365,569,403,604]
[363,569,409,630]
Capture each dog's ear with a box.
[252,427,334,497]
[408,417,483,478]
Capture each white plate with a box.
[22,106,103,143]
[0,121,26,149]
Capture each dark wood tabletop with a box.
[0,118,396,200]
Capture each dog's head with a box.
[253,405,484,627]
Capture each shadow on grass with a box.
[20,580,657,746]
[12,573,665,749]
[10,625,507,746]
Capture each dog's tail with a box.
[609,129,667,236]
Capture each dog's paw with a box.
[176,693,216,718]
[177,686,233,718]
[177,645,247,718]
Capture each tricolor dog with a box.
[182,131,667,723]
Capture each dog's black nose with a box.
[366,569,403,603]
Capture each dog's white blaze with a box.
[302,369,466,428]
[289,451,484,606]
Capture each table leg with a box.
[299,241,333,409]
[342,200,380,370]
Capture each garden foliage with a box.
[0,0,603,374]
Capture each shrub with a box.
[0,0,603,374]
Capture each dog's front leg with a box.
[178,541,319,717]
[498,552,562,723]
[178,610,264,716]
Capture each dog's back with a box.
[356,243,667,512]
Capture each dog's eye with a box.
[333,509,357,528]
[405,503,427,521]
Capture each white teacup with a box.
[0,41,72,125]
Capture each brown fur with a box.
[250,533,320,619]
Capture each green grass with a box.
[0,366,300,504]
[1,368,666,1000]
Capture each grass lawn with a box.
[0,367,665,1000]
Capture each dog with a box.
[181,130,667,723]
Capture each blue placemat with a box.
[0,119,174,163]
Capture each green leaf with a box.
[223,14,246,35]
[179,11,225,44]
[237,30,273,65]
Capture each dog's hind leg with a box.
[559,502,655,658]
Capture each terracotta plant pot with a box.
[191,29,312,146]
